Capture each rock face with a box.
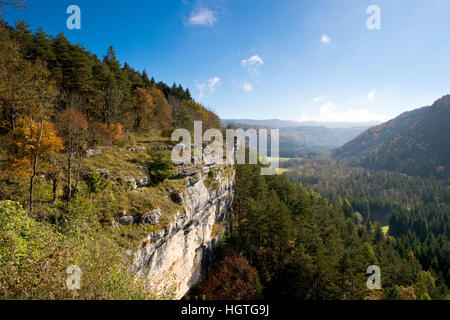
[129,165,235,299]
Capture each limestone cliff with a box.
[129,164,235,299]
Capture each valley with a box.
[0,1,449,302]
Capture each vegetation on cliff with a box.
[0,19,222,299]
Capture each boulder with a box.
[140,209,161,226]
[124,177,137,190]
[119,215,134,226]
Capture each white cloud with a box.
[188,8,216,26]
[321,34,331,44]
[242,82,253,92]
[208,77,221,92]
[314,96,325,103]
[241,55,264,75]
[196,77,221,99]
[298,101,390,123]
[367,89,376,100]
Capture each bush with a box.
[0,200,164,299]
[0,200,69,299]
[83,172,110,199]
[147,149,174,185]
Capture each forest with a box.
[0,8,449,300]
[0,18,221,299]
[198,159,449,299]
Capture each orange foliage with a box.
[60,109,89,132]
[149,87,171,130]
[133,87,154,130]
[202,251,260,300]
[8,117,64,177]
[96,123,123,144]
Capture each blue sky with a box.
[4,0,450,122]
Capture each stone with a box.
[140,209,162,226]
[119,215,134,226]
[136,177,149,188]
[86,149,102,158]
[97,168,110,177]
[124,177,137,190]
[136,146,147,151]
[128,147,136,152]
[111,220,119,229]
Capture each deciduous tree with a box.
[9,118,63,212]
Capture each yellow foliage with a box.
[8,117,64,177]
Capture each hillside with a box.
[0,20,230,299]
[333,95,450,178]
[223,119,379,129]
[225,120,370,157]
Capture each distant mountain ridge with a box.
[222,119,380,129]
[224,119,372,157]
[333,95,450,178]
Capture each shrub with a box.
[147,149,174,185]
[0,200,69,299]
[83,172,110,199]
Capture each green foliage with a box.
[335,95,450,179]
[0,200,58,267]
[84,172,110,199]
[147,149,174,185]
[0,199,169,299]
[414,271,435,300]
[202,162,428,300]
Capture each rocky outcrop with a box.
[128,165,235,299]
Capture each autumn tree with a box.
[57,102,88,204]
[149,86,171,132]
[133,87,154,131]
[95,122,123,145]
[9,118,63,212]
[202,251,261,300]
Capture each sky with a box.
[3,0,450,123]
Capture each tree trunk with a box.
[67,151,72,204]
[73,152,83,197]
[29,174,34,214]
[52,175,58,204]
[29,120,43,214]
